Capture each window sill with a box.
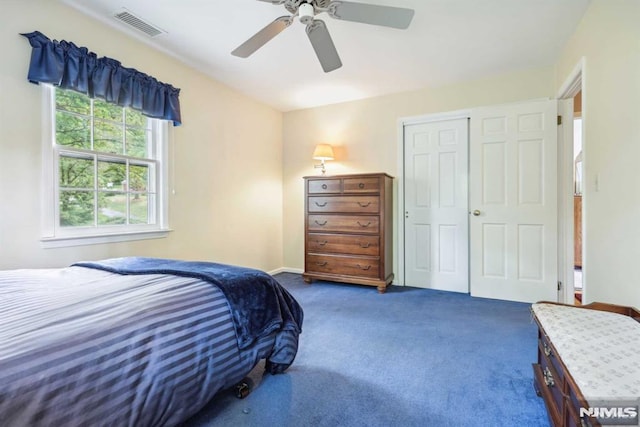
[40,229,172,249]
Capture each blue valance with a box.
[21,31,181,126]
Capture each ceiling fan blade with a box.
[306,19,342,73]
[328,1,415,29]
[231,16,292,58]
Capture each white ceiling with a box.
[61,0,591,112]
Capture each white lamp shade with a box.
[312,144,335,161]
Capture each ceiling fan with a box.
[231,0,415,73]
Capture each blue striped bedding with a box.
[0,262,302,426]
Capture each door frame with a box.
[557,57,586,304]
[396,109,471,287]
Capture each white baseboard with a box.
[268,267,304,276]
[266,268,400,288]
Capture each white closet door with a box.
[404,118,469,293]
[469,100,558,303]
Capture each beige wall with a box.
[284,0,640,310]
[282,67,556,271]
[4,0,637,309]
[555,0,640,307]
[0,0,284,271]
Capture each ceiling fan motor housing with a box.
[299,2,315,25]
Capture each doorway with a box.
[572,91,584,304]
[557,58,585,305]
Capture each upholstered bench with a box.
[531,302,640,427]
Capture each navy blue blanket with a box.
[73,257,303,350]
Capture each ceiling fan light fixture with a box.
[233,0,415,72]
[299,3,315,25]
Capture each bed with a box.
[0,257,303,427]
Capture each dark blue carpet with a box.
[183,273,550,427]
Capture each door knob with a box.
[472,210,481,216]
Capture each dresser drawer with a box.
[566,378,595,427]
[308,214,380,234]
[308,196,379,213]
[343,177,380,193]
[307,179,341,194]
[565,399,584,427]
[533,363,562,427]
[307,233,379,256]
[539,332,564,384]
[306,254,380,278]
[538,342,564,418]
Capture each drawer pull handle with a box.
[322,184,328,190]
[543,342,553,357]
[314,220,328,226]
[360,243,371,248]
[357,202,371,207]
[358,183,365,189]
[543,367,555,387]
[316,261,328,267]
[315,201,328,207]
[317,241,328,246]
[357,221,371,228]
[356,264,371,271]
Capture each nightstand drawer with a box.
[308,214,380,234]
[307,179,341,194]
[307,233,379,256]
[308,196,379,213]
[306,254,380,278]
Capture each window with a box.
[42,86,169,247]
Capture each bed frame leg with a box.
[234,378,253,399]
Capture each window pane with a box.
[126,127,150,158]
[129,193,149,224]
[125,109,149,129]
[98,159,126,191]
[56,90,90,115]
[59,156,94,188]
[52,88,163,235]
[94,120,124,154]
[129,164,149,192]
[98,192,127,225]
[94,98,123,122]
[60,190,94,226]
[56,111,91,149]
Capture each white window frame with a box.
[40,85,170,248]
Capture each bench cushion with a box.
[532,303,640,400]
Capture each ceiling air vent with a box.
[113,9,166,38]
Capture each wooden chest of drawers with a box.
[303,173,393,293]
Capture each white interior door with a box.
[404,118,469,292]
[469,100,558,303]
